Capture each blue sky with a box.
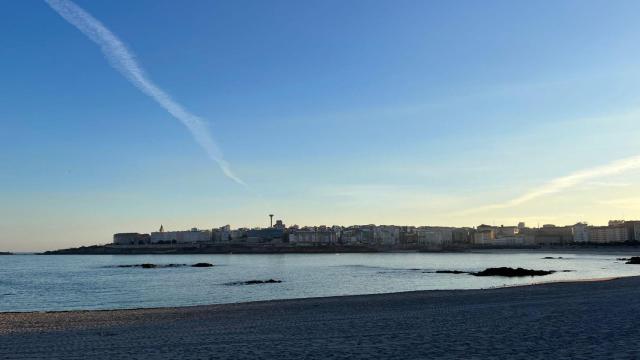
[2,0,640,251]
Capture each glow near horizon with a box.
[44,0,245,186]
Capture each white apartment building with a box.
[289,229,338,245]
[572,223,589,243]
[150,228,212,243]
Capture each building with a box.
[399,226,418,246]
[374,226,400,245]
[416,227,453,249]
[331,225,343,240]
[230,228,248,241]
[340,227,363,245]
[150,228,212,244]
[452,228,472,245]
[212,225,231,243]
[572,223,589,243]
[616,220,640,242]
[496,225,519,237]
[274,220,286,230]
[245,228,284,242]
[489,235,532,247]
[471,223,537,246]
[473,224,496,245]
[589,226,628,243]
[534,225,573,245]
[471,223,535,247]
[340,225,376,245]
[113,233,150,245]
[289,228,338,245]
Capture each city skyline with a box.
[3,0,640,251]
[105,218,638,249]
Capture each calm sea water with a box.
[1,251,640,312]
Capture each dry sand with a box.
[2,277,640,359]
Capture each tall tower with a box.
[269,214,274,228]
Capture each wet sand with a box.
[2,277,640,359]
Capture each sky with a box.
[2,0,640,251]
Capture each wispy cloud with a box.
[462,154,640,214]
[44,0,245,185]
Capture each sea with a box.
[1,251,640,312]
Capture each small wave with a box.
[336,264,425,272]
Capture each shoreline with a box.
[9,244,640,256]
[1,275,630,315]
[35,242,640,255]
[2,276,640,358]
[0,275,640,316]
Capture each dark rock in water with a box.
[626,257,640,264]
[0,252,13,255]
[617,257,640,264]
[112,263,214,269]
[245,279,281,285]
[472,267,555,277]
[191,263,214,267]
[434,270,469,274]
[113,263,187,269]
[542,256,563,259]
[226,279,283,286]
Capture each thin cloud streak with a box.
[462,154,640,215]
[44,0,245,185]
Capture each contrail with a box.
[462,154,640,214]
[44,0,245,185]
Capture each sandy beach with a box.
[2,277,640,359]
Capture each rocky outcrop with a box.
[625,257,640,264]
[434,270,469,274]
[191,263,214,267]
[113,263,167,268]
[110,263,214,269]
[225,279,283,286]
[431,267,555,277]
[472,267,555,277]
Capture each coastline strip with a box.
[1,277,640,359]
